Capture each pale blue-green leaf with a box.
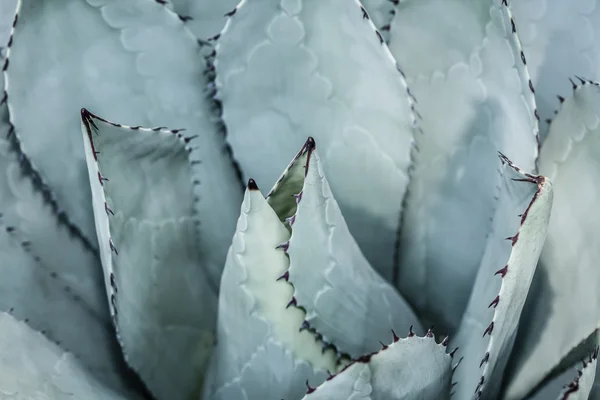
[203,184,335,400]
[281,139,422,358]
[0,0,16,46]
[527,346,599,400]
[511,0,600,139]
[503,81,600,400]
[360,0,395,41]
[166,0,240,41]
[215,0,417,282]
[302,335,452,400]
[0,312,129,400]
[389,0,539,333]
[4,0,242,255]
[451,158,552,399]
[80,110,218,400]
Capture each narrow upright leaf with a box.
[451,157,552,399]
[203,181,336,400]
[4,0,242,251]
[504,81,600,400]
[511,0,600,139]
[302,334,453,400]
[276,138,423,358]
[215,0,417,281]
[0,312,128,400]
[389,0,539,333]
[81,110,218,400]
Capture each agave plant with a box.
[1,0,600,399]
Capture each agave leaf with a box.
[162,0,240,42]
[0,0,16,46]
[510,0,600,139]
[503,80,600,400]
[527,347,599,400]
[0,312,129,399]
[214,0,417,281]
[0,215,134,395]
[80,110,219,400]
[203,181,336,400]
[451,156,552,399]
[388,0,539,333]
[4,0,242,254]
[271,138,423,358]
[360,0,395,41]
[302,333,453,400]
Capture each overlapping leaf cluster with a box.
[0,0,599,399]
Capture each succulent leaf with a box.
[302,334,453,400]
[275,138,423,358]
[4,0,242,253]
[503,80,600,400]
[360,0,395,41]
[0,312,129,399]
[163,0,240,42]
[80,110,219,400]
[0,216,132,395]
[451,157,552,399]
[0,0,16,46]
[388,0,540,334]
[214,0,417,281]
[203,180,335,400]
[557,348,599,400]
[510,0,600,139]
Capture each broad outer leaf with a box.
[503,81,600,400]
[511,0,600,139]
[0,216,133,395]
[302,334,453,400]
[389,0,539,332]
[4,0,242,255]
[215,0,417,282]
[278,138,423,358]
[166,0,240,41]
[203,183,335,400]
[81,110,218,400]
[0,312,127,399]
[451,157,552,399]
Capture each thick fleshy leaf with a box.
[0,215,133,395]
[451,157,552,399]
[0,312,128,399]
[273,138,423,358]
[165,0,239,41]
[4,0,242,251]
[510,0,600,139]
[360,0,395,41]
[0,0,16,46]
[81,110,219,400]
[302,334,453,400]
[503,80,600,400]
[203,182,336,400]
[215,0,417,281]
[388,0,539,333]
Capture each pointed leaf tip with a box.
[247,178,259,191]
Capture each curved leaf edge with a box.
[559,346,599,400]
[472,153,551,397]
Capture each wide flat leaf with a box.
[302,334,453,400]
[0,312,128,399]
[4,0,242,254]
[215,0,417,281]
[275,138,423,359]
[510,0,600,139]
[0,215,134,396]
[81,110,218,400]
[503,80,600,400]
[451,157,552,399]
[203,182,336,400]
[388,0,539,333]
